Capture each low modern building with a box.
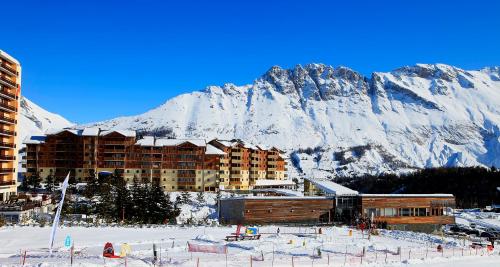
[220,178,455,231]
[219,196,335,224]
[23,128,289,192]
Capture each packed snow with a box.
[0,225,498,266]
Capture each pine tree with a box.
[130,178,147,223]
[196,191,205,204]
[113,177,132,223]
[45,174,55,193]
[180,191,191,205]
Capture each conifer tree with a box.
[180,191,191,204]
[113,177,133,223]
[196,191,205,204]
[45,174,55,193]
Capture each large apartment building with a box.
[24,128,288,192]
[209,139,288,190]
[0,50,21,202]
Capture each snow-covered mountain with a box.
[80,63,500,177]
[19,96,74,146]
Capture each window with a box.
[416,208,427,216]
[400,208,411,216]
[384,208,396,217]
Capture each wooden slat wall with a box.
[362,197,456,208]
[242,199,334,224]
[374,216,455,225]
[362,196,456,225]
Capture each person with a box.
[277,227,280,235]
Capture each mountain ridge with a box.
[21,63,500,178]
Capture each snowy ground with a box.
[0,225,498,266]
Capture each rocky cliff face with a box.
[76,63,500,178]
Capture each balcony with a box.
[0,155,15,161]
[0,76,17,89]
[0,168,14,173]
[0,180,15,186]
[0,142,15,148]
[0,115,15,124]
[0,63,17,76]
[0,102,17,112]
[0,128,15,136]
[0,88,16,100]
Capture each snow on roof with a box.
[304,177,359,196]
[23,135,47,144]
[136,136,155,146]
[101,129,136,137]
[45,128,81,136]
[206,144,225,155]
[254,179,295,187]
[360,194,454,198]
[0,50,20,65]
[251,188,304,197]
[82,127,100,136]
[221,196,331,200]
[155,138,206,147]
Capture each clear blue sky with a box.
[4,0,500,123]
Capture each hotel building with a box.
[0,50,21,201]
[24,129,288,192]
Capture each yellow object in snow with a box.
[302,240,306,246]
[349,229,353,237]
[288,240,294,244]
[119,243,132,257]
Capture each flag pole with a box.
[49,172,70,256]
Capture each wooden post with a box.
[408,249,411,260]
[292,256,295,267]
[250,255,252,267]
[22,250,26,265]
[197,257,200,267]
[327,253,330,266]
[385,250,388,263]
[344,245,347,266]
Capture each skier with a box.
[277,227,280,235]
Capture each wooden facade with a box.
[209,140,287,190]
[24,130,288,192]
[361,194,456,225]
[219,197,335,224]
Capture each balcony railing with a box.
[0,115,15,124]
[0,180,15,186]
[0,63,17,75]
[0,168,15,173]
[0,76,17,88]
[0,155,15,161]
[0,102,17,112]
[0,128,15,136]
[0,142,15,148]
[0,88,16,100]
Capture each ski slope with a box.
[0,225,498,266]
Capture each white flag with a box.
[49,173,70,255]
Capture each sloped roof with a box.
[254,179,295,187]
[136,136,155,146]
[304,177,359,196]
[206,144,225,155]
[82,127,100,136]
[23,135,47,144]
[101,129,136,137]
[155,138,206,147]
